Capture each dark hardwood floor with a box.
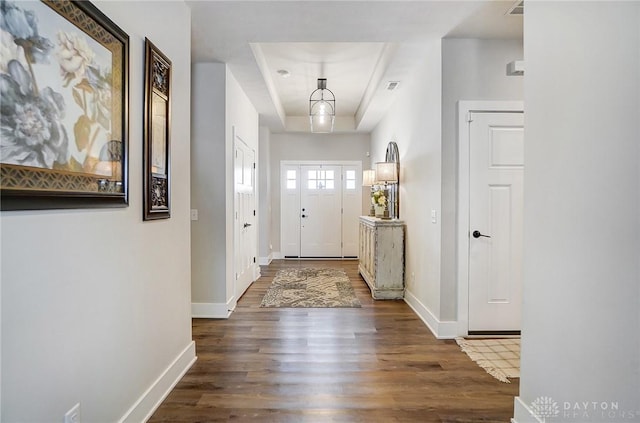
[149,260,519,422]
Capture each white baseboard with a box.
[512,396,542,423]
[259,253,273,266]
[253,263,262,280]
[191,298,234,318]
[404,290,459,339]
[118,341,196,423]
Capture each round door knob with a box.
[301,214,307,218]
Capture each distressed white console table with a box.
[358,216,405,299]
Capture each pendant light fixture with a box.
[309,78,335,133]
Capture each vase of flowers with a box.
[372,188,388,218]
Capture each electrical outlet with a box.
[64,403,80,423]
[190,209,198,221]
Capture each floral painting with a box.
[0,0,128,210]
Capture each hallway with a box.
[150,260,518,422]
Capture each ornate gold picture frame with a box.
[142,38,171,220]
[0,0,129,210]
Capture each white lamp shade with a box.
[362,169,376,186]
[375,162,398,183]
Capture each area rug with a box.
[455,337,520,383]
[260,268,362,308]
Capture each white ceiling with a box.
[186,1,523,133]
[255,42,386,116]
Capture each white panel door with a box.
[341,165,362,257]
[468,112,524,332]
[300,165,342,257]
[234,136,256,300]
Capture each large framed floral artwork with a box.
[0,0,129,210]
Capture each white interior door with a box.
[468,112,524,332]
[300,165,342,257]
[234,135,256,300]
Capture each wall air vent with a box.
[506,0,524,16]
[385,81,400,91]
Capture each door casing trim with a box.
[456,101,524,336]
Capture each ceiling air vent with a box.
[506,0,524,16]
[385,81,400,91]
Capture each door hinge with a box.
[253,210,256,216]
[253,162,256,169]
[253,257,256,263]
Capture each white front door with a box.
[300,165,342,257]
[234,134,256,300]
[468,112,524,332]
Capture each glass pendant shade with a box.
[309,101,335,133]
[309,78,335,133]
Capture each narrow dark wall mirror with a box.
[143,38,172,220]
[385,141,400,219]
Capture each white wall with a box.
[268,132,370,255]
[515,2,640,421]
[371,38,523,336]
[371,39,443,323]
[191,64,259,316]
[191,63,227,307]
[0,2,194,422]
[258,126,272,262]
[440,38,523,320]
[224,68,260,302]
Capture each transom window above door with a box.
[307,170,335,190]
